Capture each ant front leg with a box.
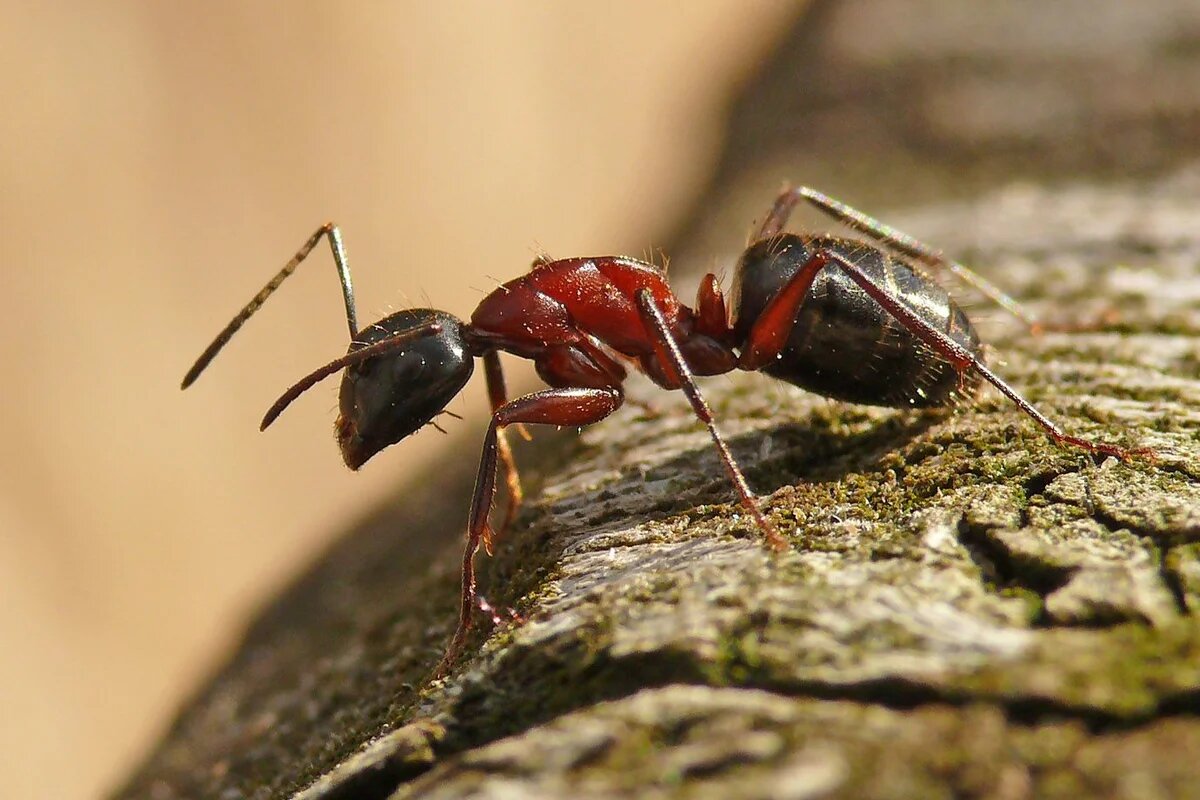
[437,386,624,676]
[761,187,1045,333]
[633,289,787,551]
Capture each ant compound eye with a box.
[336,309,473,469]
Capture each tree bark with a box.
[115,3,1200,799]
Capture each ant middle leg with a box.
[437,386,624,676]
[633,289,787,551]
[760,187,1045,332]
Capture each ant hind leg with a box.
[762,186,1046,332]
[815,249,1153,463]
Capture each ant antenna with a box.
[260,322,442,430]
[182,223,358,389]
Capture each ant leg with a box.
[437,386,624,676]
[761,187,1043,332]
[738,250,839,370]
[482,351,526,554]
[814,250,1151,461]
[633,289,787,551]
[734,248,1148,460]
[694,273,731,340]
[183,223,359,388]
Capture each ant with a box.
[183,186,1149,674]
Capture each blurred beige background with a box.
[0,4,798,798]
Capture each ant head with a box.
[335,309,475,469]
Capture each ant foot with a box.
[431,595,522,678]
[433,621,470,679]
[1056,434,1156,464]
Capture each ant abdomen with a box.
[731,234,982,408]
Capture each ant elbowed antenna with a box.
[183,188,1151,674]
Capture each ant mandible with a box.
[183,187,1149,674]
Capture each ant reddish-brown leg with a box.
[633,289,787,551]
[736,250,833,371]
[820,249,1151,460]
[482,350,525,554]
[183,223,358,389]
[763,187,1046,332]
[437,386,624,676]
[694,273,730,340]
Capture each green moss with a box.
[704,629,767,685]
[958,623,1200,719]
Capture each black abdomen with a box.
[731,234,981,407]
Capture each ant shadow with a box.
[538,404,946,539]
[689,410,939,503]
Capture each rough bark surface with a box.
[116,3,1200,799]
